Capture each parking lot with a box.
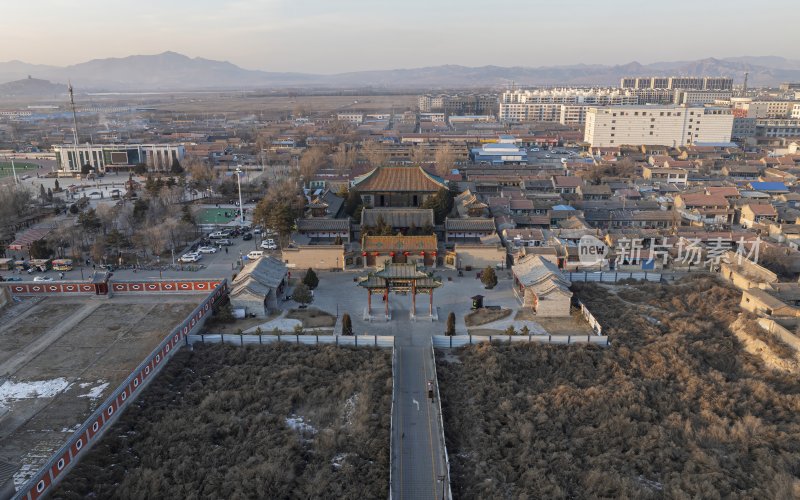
[0,218,279,283]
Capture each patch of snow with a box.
[342,393,359,427]
[60,423,82,433]
[636,476,663,491]
[78,381,109,399]
[331,452,353,469]
[0,378,71,410]
[285,414,317,435]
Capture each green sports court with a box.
[0,162,39,178]
[196,207,239,225]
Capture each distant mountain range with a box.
[1,52,800,93]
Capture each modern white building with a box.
[620,76,733,91]
[499,88,638,123]
[583,105,734,147]
[53,143,186,174]
[674,90,733,105]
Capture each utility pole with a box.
[10,157,18,185]
[69,82,81,176]
[235,167,245,224]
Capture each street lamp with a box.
[234,167,244,225]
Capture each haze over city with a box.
[2,0,799,72]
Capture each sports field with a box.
[0,162,39,178]
[196,207,238,224]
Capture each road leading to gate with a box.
[389,297,449,500]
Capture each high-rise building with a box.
[620,76,733,91]
[583,105,734,147]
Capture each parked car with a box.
[209,231,228,239]
[33,276,53,282]
[242,233,253,241]
[179,252,202,263]
[246,251,264,260]
[3,276,22,281]
[253,226,263,234]
[217,239,233,246]
[260,239,278,250]
[197,246,218,254]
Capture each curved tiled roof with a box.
[353,166,447,193]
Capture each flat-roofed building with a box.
[584,105,734,147]
[53,143,185,174]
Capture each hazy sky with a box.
[2,0,798,73]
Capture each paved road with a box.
[388,297,449,500]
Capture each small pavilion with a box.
[358,263,442,320]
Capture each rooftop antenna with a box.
[68,81,80,145]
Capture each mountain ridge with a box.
[1,52,799,91]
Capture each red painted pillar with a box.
[384,289,389,318]
[367,291,372,314]
[429,290,433,316]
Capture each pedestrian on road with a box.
[59,272,64,280]
[225,247,228,254]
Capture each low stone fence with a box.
[576,299,602,335]
[432,334,610,349]
[567,271,661,283]
[756,318,800,352]
[188,333,395,349]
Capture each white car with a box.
[545,154,551,158]
[208,231,228,239]
[531,148,540,152]
[260,239,278,250]
[33,276,53,282]
[247,251,264,260]
[179,253,202,263]
[197,246,218,254]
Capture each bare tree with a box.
[299,147,327,180]
[410,144,430,165]
[332,146,356,175]
[362,141,389,168]
[434,143,456,176]
[186,159,215,190]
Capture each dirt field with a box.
[515,309,595,336]
[51,343,392,499]
[0,295,199,490]
[149,94,418,117]
[465,308,512,327]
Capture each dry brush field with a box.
[437,276,800,499]
[52,343,392,499]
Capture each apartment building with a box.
[53,143,185,174]
[417,94,498,115]
[583,105,734,147]
[633,88,675,104]
[746,101,799,119]
[620,76,733,91]
[755,119,800,139]
[674,90,733,105]
[499,88,637,123]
